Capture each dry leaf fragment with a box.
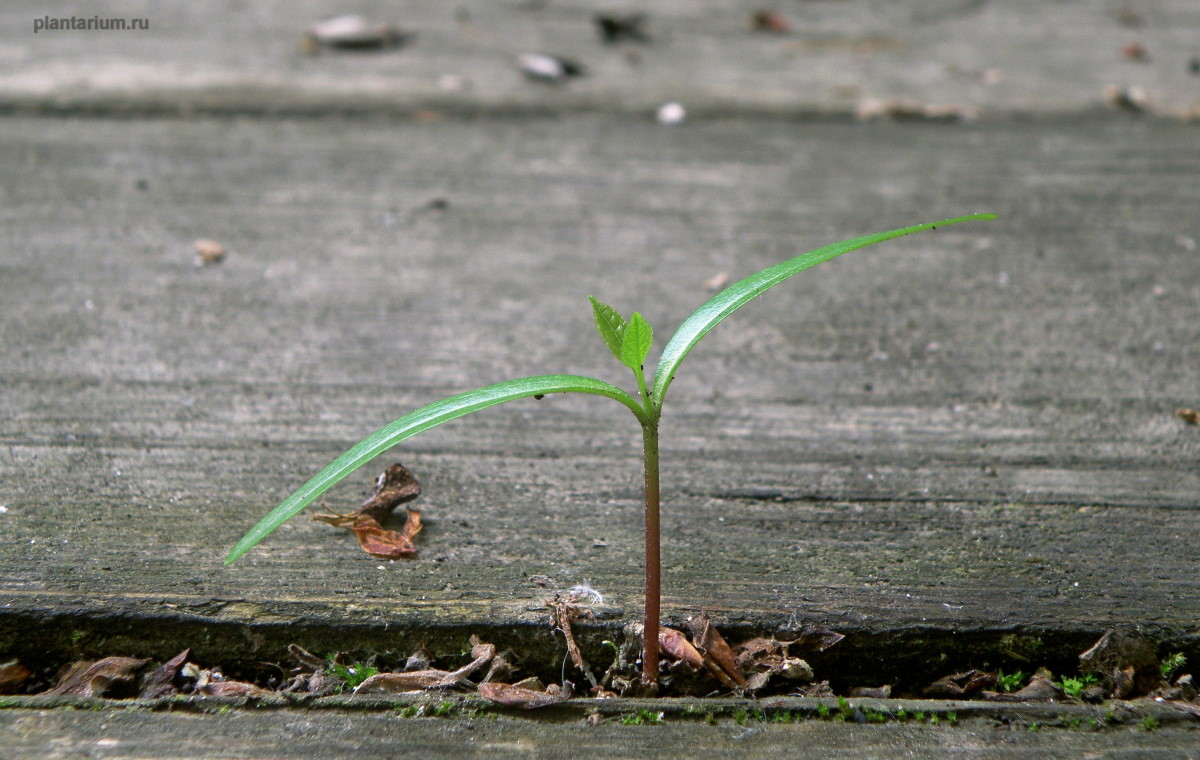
[0,660,32,694]
[547,597,597,687]
[199,680,274,698]
[732,637,813,691]
[659,627,705,671]
[594,14,649,44]
[1177,408,1199,425]
[785,627,845,653]
[924,669,997,697]
[139,649,190,698]
[981,668,1063,702]
[1079,630,1163,698]
[478,680,573,709]
[287,644,326,672]
[355,636,495,694]
[686,612,747,689]
[793,680,834,697]
[313,463,424,559]
[48,657,150,697]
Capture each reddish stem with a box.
[641,421,661,688]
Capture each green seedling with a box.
[327,657,379,690]
[996,668,1027,693]
[1160,652,1186,680]
[1057,673,1099,701]
[226,214,994,687]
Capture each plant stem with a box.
[640,417,661,688]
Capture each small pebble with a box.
[656,102,686,125]
[193,239,226,266]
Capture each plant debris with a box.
[304,15,412,51]
[139,649,190,699]
[0,660,32,694]
[1079,630,1164,698]
[516,53,586,83]
[750,10,790,34]
[687,612,748,690]
[659,627,706,671]
[924,669,996,697]
[981,667,1063,702]
[478,680,573,709]
[354,636,495,694]
[547,593,599,688]
[734,637,815,692]
[48,656,150,697]
[193,239,225,266]
[312,462,423,559]
[594,14,650,44]
[1177,408,1199,425]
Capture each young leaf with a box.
[652,213,995,404]
[619,312,653,371]
[588,295,627,360]
[226,375,645,564]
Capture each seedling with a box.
[327,656,379,690]
[1160,651,1186,680]
[226,214,994,687]
[1057,673,1099,701]
[995,668,1027,693]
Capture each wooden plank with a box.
[2,0,1199,118]
[1,115,1197,681]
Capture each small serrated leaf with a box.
[620,312,653,370]
[588,295,627,361]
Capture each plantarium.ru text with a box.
[227,213,995,689]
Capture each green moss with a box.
[999,634,1043,662]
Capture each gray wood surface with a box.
[1,3,1198,754]
[3,0,1199,118]
[2,114,1197,679]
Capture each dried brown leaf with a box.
[355,636,494,694]
[287,644,326,672]
[687,612,747,689]
[924,669,997,697]
[478,680,573,709]
[199,680,273,698]
[0,660,32,694]
[982,669,1063,702]
[547,598,596,686]
[659,627,705,670]
[355,670,457,694]
[47,657,150,697]
[785,627,845,653]
[1080,630,1164,698]
[313,463,424,558]
[793,680,834,698]
[139,649,190,698]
